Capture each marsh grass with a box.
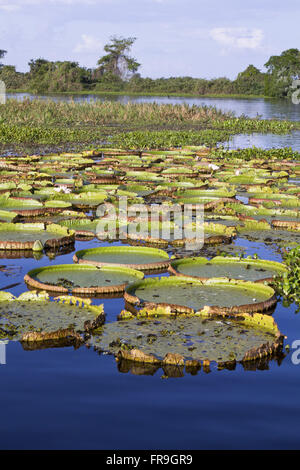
[1,99,232,127]
[0,99,298,152]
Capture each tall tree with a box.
[97,36,140,80]
[234,65,265,95]
[264,48,300,97]
[0,49,7,68]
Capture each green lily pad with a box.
[90,312,283,364]
[0,223,74,251]
[25,264,144,294]
[73,246,170,272]
[169,256,287,282]
[124,277,276,314]
[0,292,104,341]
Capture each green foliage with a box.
[212,118,294,134]
[0,123,104,145]
[2,47,300,98]
[274,246,300,308]
[109,129,230,149]
[210,146,300,161]
[27,59,91,93]
[264,48,300,98]
[97,36,140,81]
[0,99,232,127]
[0,65,27,89]
[234,65,265,95]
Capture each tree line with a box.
[0,37,299,98]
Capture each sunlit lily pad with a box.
[0,223,75,251]
[25,264,144,294]
[73,246,170,272]
[169,256,287,283]
[90,311,283,365]
[124,277,277,314]
[0,291,105,341]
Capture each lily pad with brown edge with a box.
[236,220,300,246]
[271,220,300,231]
[0,195,46,216]
[58,218,100,238]
[73,246,171,272]
[24,264,144,295]
[120,220,179,246]
[0,223,75,251]
[54,191,108,209]
[0,291,105,342]
[123,276,277,315]
[89,310,284,367]
[168,256,288,284]
[0,209,18,223]
[171,222,236,247]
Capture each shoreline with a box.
[7,90,269,100]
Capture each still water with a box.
[1,94,300,450]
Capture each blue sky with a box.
[0,0,299,79]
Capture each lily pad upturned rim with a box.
[124,276,277,315]
[271,219,300,231]
[73,246,171,272]
[58,218,98,238]
[168,256,288,283]
[24,264,144,295]
[112,310,284,368]
[0,223,75,251]
[0,290,105,342]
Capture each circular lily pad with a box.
[169,256,287,283]
[90,312,283,365]
[24,264,144,295]
[124,277,277,314]
[0,291,105,342]
[0,223,75,251]
[73,246,170,272]
[59,218,99,238]
[0,196,45,216]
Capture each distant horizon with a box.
[0,0,299,80]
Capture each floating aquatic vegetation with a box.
[169,256,287,283]
[73,246,171,272]
[0,291,105,342]
[124,276,277,315]
[0,223,74,251]
[24,264,144,295]
[90,310,284,366]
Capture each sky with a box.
[0,0,299,79]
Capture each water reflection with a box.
[226,131,300,152]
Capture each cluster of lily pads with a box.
[0,144,298,376]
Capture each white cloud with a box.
[210,27,264,50]
[73,34,102,53]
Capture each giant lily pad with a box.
[169,256,287,283]
[24,264,144,294]
[0,223,75,251]
[0,291,105,342]
[124,277,277,314]
[0,195,45,216]
[90,311,283,366]
[73,246,170,272]
[59,218,99,238]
